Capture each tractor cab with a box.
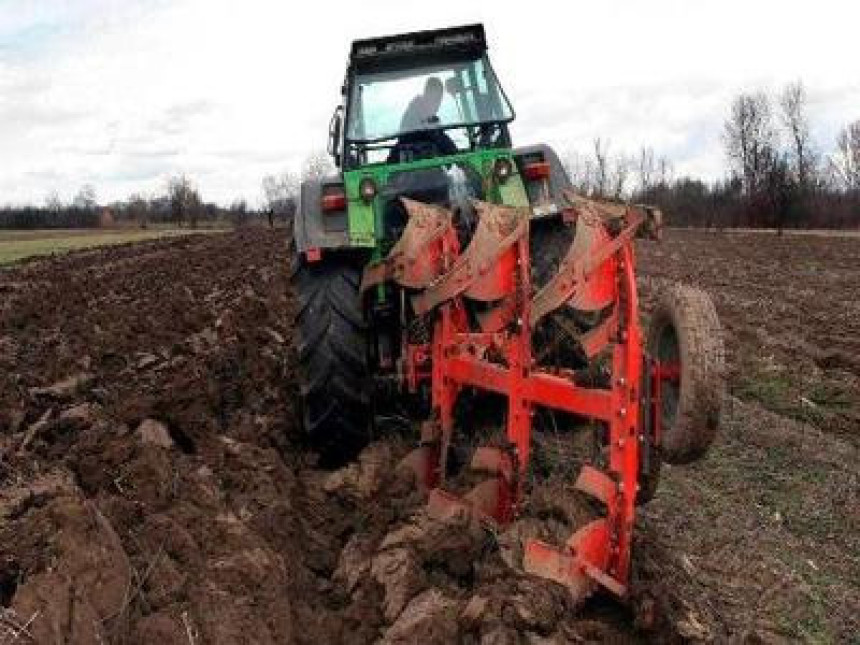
[308,24,549,256]
[297,24,572,261]
[332,24,514,168]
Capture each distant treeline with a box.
[566,83,860,230]
[0,176,278,230]
[636,179,860,229]
[4,83,859,231]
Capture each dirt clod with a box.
[136,418,173,449]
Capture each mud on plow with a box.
[361,190,725,606]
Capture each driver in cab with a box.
[389,77,458,161]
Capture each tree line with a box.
[565,82,859,230]
[0,175,265,230]
[0,152,335,231]
[2,84,857,230]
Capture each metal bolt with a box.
[619,407,627,417]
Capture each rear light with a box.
[523,161,551,181]
[359,177,377,203]
[493,157,513,183]
[321,191,346,212]
[305,247,322,262]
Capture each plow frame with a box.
[373,195,665,603]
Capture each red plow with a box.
[362,191,724,605]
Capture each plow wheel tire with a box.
[292,257,371,465]
[648,283,725,465]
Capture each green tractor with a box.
[292,24,576,462]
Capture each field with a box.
[0,228,222,266]
[0,229,857,643]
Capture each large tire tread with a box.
[292,256,372,464]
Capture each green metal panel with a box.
[343,172,376,247]
[498,174,529,207]
[344,148,524,246]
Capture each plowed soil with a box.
[0,228,857,643]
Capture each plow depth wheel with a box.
[648,283,725,464]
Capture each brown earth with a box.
[0,228,857,643]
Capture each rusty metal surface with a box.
[574,464,617,506]
[412,201,528,314]
[530,193,646,326]
[564,190,662,239]
[360,197,455,293]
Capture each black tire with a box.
[292,254,372,465]
[647,284,725,465]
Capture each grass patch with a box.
[0,229,220,266]
[733,359,857,431]
[735,365,794,412]
[807,379,855,411]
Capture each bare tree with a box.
[637,147,657,194]
[73,184,97,210]
[262,171,300,218]
[302,151,335,183]
[832,120,860,190]
[127,193,150,228]
[564,150,595,195]
[230,198,249,228]
[45,191,63,213]
[167,174,202,228]
[779,81,816,187]
[723,91,777,195]
[656,155,673,188]
[592,138,609,197]
[608,154,633,200]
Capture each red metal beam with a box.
[445,355,614,421]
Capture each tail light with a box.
[523,161,551,181]
[359,177,377,203]
[321,190,346,212]
[493,157,513,183]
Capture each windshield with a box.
[346,55,514,143]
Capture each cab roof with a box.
[348,24,487,74]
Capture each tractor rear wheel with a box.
[292,254,372,465]
[647,283,725,465]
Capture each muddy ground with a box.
[0,228,857,643]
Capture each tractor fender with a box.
[294,175,351,254]
[514,143,573,219]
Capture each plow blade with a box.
[523,518,625,601]
[361,198,454,293]
[470,446,514,481]
[412,201,527,314]
[427,488,475,523]
[574,464,617,506]
[426,446,516,525]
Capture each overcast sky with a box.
[1,0,859,206]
